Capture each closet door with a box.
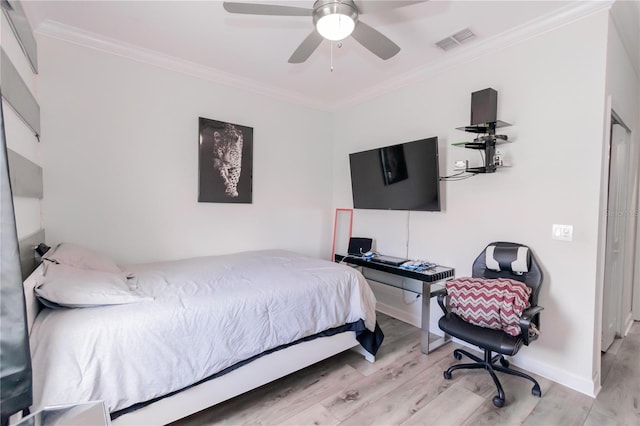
[601,123,631,351]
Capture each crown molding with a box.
[35,20,332,111]
[333,0,615,109]
[35,0,614,112]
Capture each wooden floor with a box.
[172,313,640,426]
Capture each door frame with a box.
[611,112,636,336]
[595,97,638,391]
[601,114,629,351]
[608,113,634,336]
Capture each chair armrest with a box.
[437,291,449,315]
[520,305,544,345]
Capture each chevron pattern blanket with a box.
[446,277,532,336]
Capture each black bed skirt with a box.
[111,320,384,420]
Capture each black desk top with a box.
[335,254,454,283]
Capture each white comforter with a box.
[30,250,377,413]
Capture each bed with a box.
[22,244,382,425]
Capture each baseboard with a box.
[623,312,634,336]
[510,353,597,397]
[445,341,598,397]
[376,302,597,397]
[592,371,602,397]
[376,301,421,328]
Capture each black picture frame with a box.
[198,117,253,203]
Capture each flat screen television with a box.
[349,136,441,211]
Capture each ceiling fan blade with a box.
[351,21,400,60]
[223,2,312,16]
[355,1,427,14]
[288,31,324,63]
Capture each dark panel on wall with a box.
[7,149,42,198]
[1,0,38,73]
[0,48,40,136]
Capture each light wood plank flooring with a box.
[171,313,640,426]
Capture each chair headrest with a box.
[485,244,530,274]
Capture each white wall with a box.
[38,36,334,264]
[332,12,610,396]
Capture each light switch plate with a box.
[552,224,573,241]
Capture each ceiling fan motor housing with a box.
[313,0,359,41]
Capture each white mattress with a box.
[29,250,377,413]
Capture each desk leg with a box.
[421,281,452,355]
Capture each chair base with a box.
[443,348,542,407]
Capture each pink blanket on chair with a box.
[446,277,531,336]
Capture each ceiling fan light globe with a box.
[316,14,355,41]
[313,0,358,41]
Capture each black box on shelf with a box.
[471,88,497,125]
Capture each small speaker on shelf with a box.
[471,88,498,125]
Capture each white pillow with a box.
[43,242,121,273]
[35,263,150,308]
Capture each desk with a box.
[336,254,454,355]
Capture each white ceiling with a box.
[22,0,616,110]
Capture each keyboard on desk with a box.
[372,255,408,266]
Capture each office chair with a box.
[437,242,544,407]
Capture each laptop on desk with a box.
[347,237,373,256]
[373,255,407,266]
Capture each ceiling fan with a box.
[222,1,426,63]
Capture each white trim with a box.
[35,20,329,111]
[622,312,634,337]
[33,1,614,111]
[635,224,640,320]
[594,95,614,388]
[511,353,598,398]
[592,369,602,398]
[443,337,597,397]
[334,0,615,109]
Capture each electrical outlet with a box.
[494,155,503,167]
[552,224,573,241]
[454,160,467,170]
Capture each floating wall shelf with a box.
[455,121,512,174]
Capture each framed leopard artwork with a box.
[198,117,253,203]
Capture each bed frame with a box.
[115,332,369,425]
[21,249,374,426]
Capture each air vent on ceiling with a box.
[452,28,476,43]
[435,37,459,51]
[436,28,476,51]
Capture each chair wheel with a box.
[444,371,452,380]
[532,384,541,397]
[492,396,505,407]
[500,357,510,368]
[454,351,462,360]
